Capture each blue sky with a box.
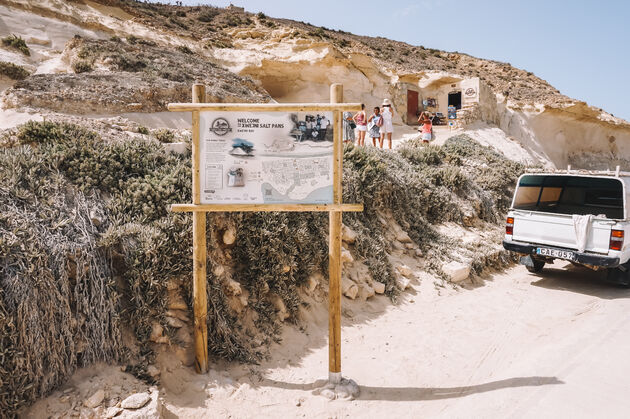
[162,0,629,121]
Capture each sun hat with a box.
[382,98,391,106]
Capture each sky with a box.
[160,0,629,121]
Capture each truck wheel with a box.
[607,266,630,288]
[526,259,545,273]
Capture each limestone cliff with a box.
[1,0,628,169]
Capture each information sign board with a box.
[199,111,334,204]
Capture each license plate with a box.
[536,247,576,261]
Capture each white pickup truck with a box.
[503,171,630,286]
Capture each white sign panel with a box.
[199,111,334,204]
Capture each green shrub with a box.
[0,61,29,80]
[16,120,97,145]
[0,122,527,416]
[109,53,147,72]
[137,126,149,135]
[197,9,219,22]
[176,45,193,54]
[153,128,175,143]
[335,38,350,48]
[169,16,189,29]
[398,142,444,165]
[125,35,156,46]
[72,60,93,73]
[1,34,29,56]
[307,27,329,39]
[208,39,233,49]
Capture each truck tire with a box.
[526,259,545,273]
[607,265,630,288]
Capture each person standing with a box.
[343,111,356,143]
[319,114,330,141]
[367,106,382,147]
[353,103,367,146]
[380,99,394,149]
[418,111,432,143]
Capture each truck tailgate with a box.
[512,212,612,254]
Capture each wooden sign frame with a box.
[168,83,363,385]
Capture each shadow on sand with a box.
[255,376,564,402]
[529,262,630,300]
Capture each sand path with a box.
[162,262,630,418]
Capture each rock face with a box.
[4,37,271,115]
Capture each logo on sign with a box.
[464,87,477,97]
[209,117,232,136]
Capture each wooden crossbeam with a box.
[170,203,364,213]
[167,103,363,112]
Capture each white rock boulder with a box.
[120,393,151,410]
[341,277,358,300]
[396,277,411,290]
[396,264,413,278]
[341,248,354,263]
[395,230,412,243]
[442,261,471,283]
[342,225,357,243]
[84,389,105,408]
[372,281,386,294]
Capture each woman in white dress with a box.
[380,98,394,149]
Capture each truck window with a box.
[513,175,624,219]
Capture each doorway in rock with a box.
[448,91,462,110]
[407,90,419,125]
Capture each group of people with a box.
[294,114,331,141]
[342,99,434,149]
[343,99,395,149]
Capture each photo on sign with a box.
[199,111,334,205]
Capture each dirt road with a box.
[163,262,630,418]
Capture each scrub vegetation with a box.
[0,122,523,414]
[0,61,29,80]
[1,34,30,56]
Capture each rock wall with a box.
[4,0,630,171]
[493,101,630,169]
[214,29,397,119]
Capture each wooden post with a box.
[192,83,209,374]
[328,83,343,384]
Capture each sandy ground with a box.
[31,262,629,418]
[151,262,630,418]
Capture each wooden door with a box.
[407,90,418,125]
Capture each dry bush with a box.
[0,61,29,80]
[1,34,29,56]
[0,122,525,415]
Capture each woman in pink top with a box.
[418,112,432,143]
[353,104,367,146]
